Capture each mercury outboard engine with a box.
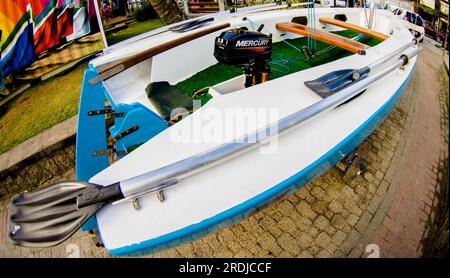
[214,25,272,88]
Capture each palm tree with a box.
[148,0,186,24]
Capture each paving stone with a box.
[308,245,321,256]
[331,214,346,230]
[323,225,336,236]
[328,200,343,214]
[342,185,356,198]
[332,230,348,245]
[355,212,373,234]
[277,233,301,254]
[311,187,325,199]
[316,249,332,258]
[278,200,295,214]
[367,195,383,214]
[255,249,274,258]
[278,217,297,234]
[296,201,317,220]
[313,215,330,231]
[213,247,234,258]
[315,232,331,249]
[234,249,253,258]
[324,210,334,220]
[342,230,362,254]
[247,242,263,255]
[295,233,313,247]
[297,250,313,258]
[364,172,375,183]
[333,249,346,258]
[227,241,243,254]
[256,233,282,256]
[294,215,313,232]
[311,200,328,215]
[307,226,320,238]
[260,217,283,238]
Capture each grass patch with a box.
[175,30,381,98]
[106,19,165,45]
[0,63,87,154]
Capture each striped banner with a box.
[0,0,35,77]
[1,0,97,78]
[66,0,91,41]
[56,0,74,39]
[31,0,59,54]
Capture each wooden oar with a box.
[90,22,231,85]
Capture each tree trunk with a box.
[148,0,186,25]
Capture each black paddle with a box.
[8,181,123,247]
[170,17,215,33]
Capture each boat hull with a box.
[76,8,419,255]
[106,65,415,256]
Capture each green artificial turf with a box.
[175,30,381,101]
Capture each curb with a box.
[0,115,77,178]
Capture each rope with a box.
[269,53,300,74]
[246,17,256,31]
[282,39,303,53]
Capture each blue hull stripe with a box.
[107,66,415,256]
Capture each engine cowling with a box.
[214,27,272,67]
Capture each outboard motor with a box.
[214,25,272,88]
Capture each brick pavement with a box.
[369,48,447,257]
[0,44,446,258]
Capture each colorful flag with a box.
[0,0,35,77]
[66,0,91,41]
[31,0,59,54]
[56,0,74,39]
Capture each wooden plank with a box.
[319,18,389,41]
[276,22,369,55]
[188,1,219,6]
[190,8,219,13]
[97,22,231,82]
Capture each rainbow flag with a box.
[56,0,73,39]
[66,0,90,41]
[0,0,35,77]
[31,0,59,54]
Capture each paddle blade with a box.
[304,67,370,98]
[7,182,105,248]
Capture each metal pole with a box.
[93,0,109,48]
[443,12,449,72]
[368,40,416,70]
[117,47,421,199]
[368,0,376,29]
[218,0,226,11]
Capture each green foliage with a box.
[418,3,440,17]
[133,1,158,22]
[106,19,165,45]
